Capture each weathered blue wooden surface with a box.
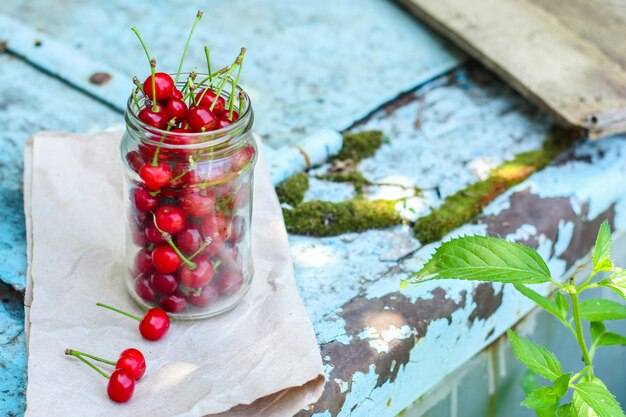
[1,2,625,417]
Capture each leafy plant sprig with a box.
[403,221,626,417]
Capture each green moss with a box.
[336,130,384,163]
[314,171,373,193]
[275,172,309,206]
[413,127,579,244]
[283,198,401,236]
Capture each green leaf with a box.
[593,220,613,273]
[555,292,569,319]
[573,379,625,417]
[598,270,626,301]
[556,403,574,417]
[508,329,562,381]
[590,322,626,348]
[553,373,571,397]
[580,299,626,322]
[522,386,560,410]
[521,369,539,395]
[515,284,565,320]
[573,391,598,417]
[410,235,552,285]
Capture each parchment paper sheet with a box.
[23,130,324,417]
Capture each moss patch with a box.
[413,127,580,244]
[276,172,309,206]
[314,171,373,193]
[283,198,401,236]
[336,130,384,163]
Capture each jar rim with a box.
[124,73,253,150]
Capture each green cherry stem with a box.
[204,44,212,77]
[151,214,196,269]
[132,75,144,93]
[175,10,203,84]
[228,53,245,119]
[132,89,141,111]
[65,349,116,366]
[170,156,197,183]
[151,119,176,166]
[149,58,158,111]
[96,303,142,321]
[65,349,110,379]
[209,49,246,112]
[195,67,229,105]
[188,237,213,260]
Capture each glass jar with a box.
[120,79,256,319]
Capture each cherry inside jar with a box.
[120,77,256,319]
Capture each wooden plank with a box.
[395,0,626,138]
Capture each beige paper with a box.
[23,130,324,417]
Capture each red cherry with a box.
[155,205,186,234]
[159,292,188,313]
[188,284,219,307]
[139,162,172,191]
[166,130,196,158]
[165,97,188,123]
[134,249,153,276]
[175,224,204,254]
[228,215,246,244]
[200,216,226,256]
[143,72,175,103]
[130,223,147,246]
[172,88,183,99]
[216,111,239,129]
[180,188,216,218]
[186,106,218,132]
[150,272,178,295]
[151,245,181,273]
[195,88,226,115]
[135,275,156,302]
[144,223,167,245]
[138,104,169,129]
[107,368,135,403]
[230,144,256,172]
[116,348,146,381]
[126,151,145,173]
[139,308,170,340]
[179,256,215,288]
[133,187,159,212]
[217,269,244,296]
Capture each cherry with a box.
[172,88,183,99]
[126,151,145,173]
[160,292,188,313]
[179,256,214,288]
[216,111,239,129]
[64,349,136,403]
[134,249,153,276]
[155,205,186,234]
[151,245,181,273]
[165,97,188,123]
[133,187,159,212]
[186,106,218,132]
[108,369,136,403]
[230,144,256,172]
[139,162,172,191]
[97,303,170,341]
[188,284,219,307]
[170,161,199,187]
[195,88,226,115]
[216,268,244,296]
[144,222,167,245]
[180,188,216,218]
[117,348,147,381]
[228,215,246,244]
[135,274,156,302]
[138,104,169,129]
[166,130,196,158]
[131,224,147,246]
[175,224,204,253]
[200,215,227,256]
[143,72,175,103]
[150,272,178,295]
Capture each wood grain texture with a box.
[396,0,626,138]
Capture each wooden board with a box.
[395,0,626,138]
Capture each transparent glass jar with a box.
[120,80,256,319]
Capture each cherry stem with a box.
[237,91,244,121]
[149,58,158,111]
[204,44,212,77]
[195,67,229,105]
[65,349,111,379]
[151,119,176,166]
[213,258,222,270]
[170,157,197,183]
[209,49,246,112]
[188,237,213,260]
[228,53,245,119]
[96,302,142,322]
[151,214,197,269]
[65,349,116,366]
[189,82,198,106]
[175,10,203,84]
[132,89,141,111]
[132,76,144,94]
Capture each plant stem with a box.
[65,349,116,366]
[204,44,211,77]
[132,89,141,111]
[130,26,158,111]
[151,119,176,166]
[175,10,203,84]
[151,214,196,269]
[188,238,212,260]
[570,290,594,377]
[96,302,142,321]
[65,349,111,379]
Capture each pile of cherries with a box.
[125,12,255,315]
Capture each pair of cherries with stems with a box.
[65,303,169,403]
